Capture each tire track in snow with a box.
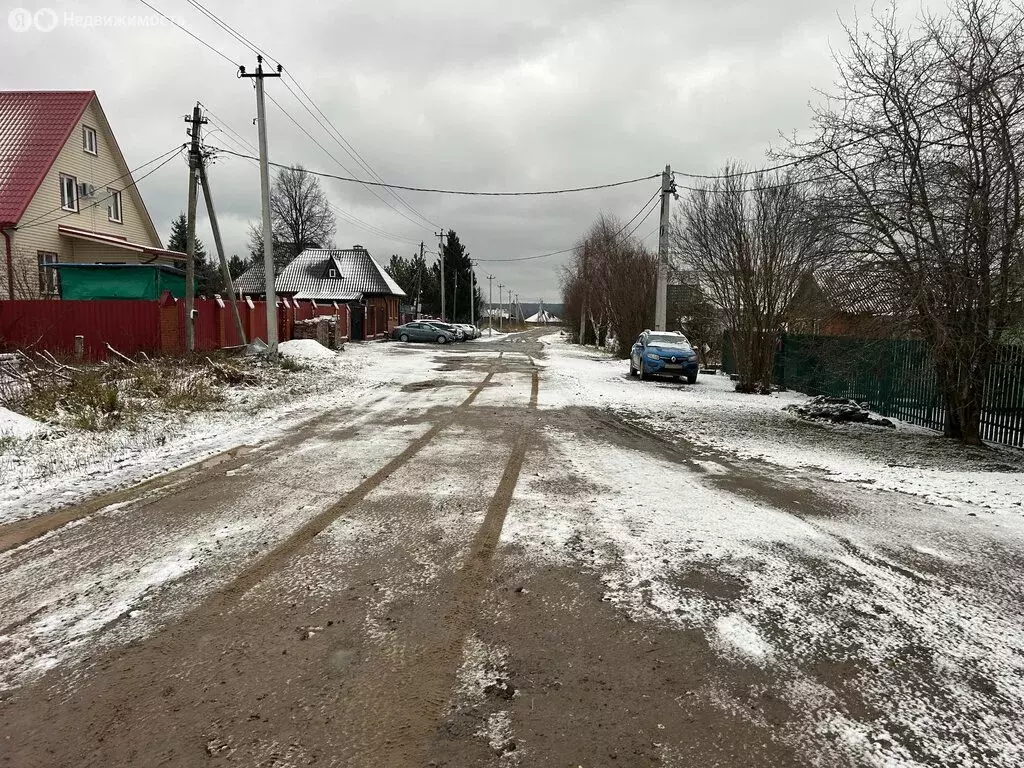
[339,364,539,767]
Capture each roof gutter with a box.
[1,226,13,300]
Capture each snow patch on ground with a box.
[0,406,41,438]
[278,338,338,361]
[537,334,1024,518]
[504,423,1024,767]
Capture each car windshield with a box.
[647,334,690,347]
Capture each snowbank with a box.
[0,407,41,439]
[278,339,337,361]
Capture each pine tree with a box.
[228,254,250,279]
[167,212,223,296]
[437,230,482,322]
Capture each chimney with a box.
[352,244,365,251]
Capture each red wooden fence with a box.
[0,294,353,361]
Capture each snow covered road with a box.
[1,330,1022,767]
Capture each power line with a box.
[672,59,1024,182]
[475,186,660,263]
[200,104,427,247]
[19,149,185,232]
[134,0,237,67]
[17,145,186,229]
[275,80,438,231]
[211,147,660,196]
[182,0,439,230]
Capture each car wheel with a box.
[639,359,649,381]
[629,358,638,376]
[437,335,447,344]
[399,333,410,343]
[686,373,698,384]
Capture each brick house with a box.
[234,246,406,340]
[0,90,184,300]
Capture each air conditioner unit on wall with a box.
[77,182,97,198]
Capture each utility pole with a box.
[498,283,505,331]
[184,103,206,353]
[197,155,246,345]
[469,261,476,328]
[654,164,674,332]
[435,230,445,320]
[415,241,424,318]
[579,244,588,345]
[453,271,458,322]
[487,274,495,336]
[240,55,283,356]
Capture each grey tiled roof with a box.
[235,248,406,300]
[814,267,907,316]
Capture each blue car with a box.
[630,330,699,383]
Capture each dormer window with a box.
[83,126,98,156]
[328,268,337,278]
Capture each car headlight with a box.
[647,352,661,360]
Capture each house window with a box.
[328,268,337,278]
[38,252,59,297]
[60,174,78,212]
[107,188,122,223]
[83,126,98,155]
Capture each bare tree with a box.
[268,164,336,269]
[560,216,658,355]
[791,0,1024,443]
[672,166,829,393]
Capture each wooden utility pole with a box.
[486,274,495,336]
[240,56,283,356]
[184,103,206,352]
[197,156,246,345]
[654,164,674,332]
[435,230,445,320]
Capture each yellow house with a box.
[0,90,184,299]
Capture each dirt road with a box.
[1,330,1021,767]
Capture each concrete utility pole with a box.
[240,55,283,356]
[184,103,206,353]
[469,261,476,328]
[197,156,246,345]
[498,283,505,331]
[415,241,424,318]
[486,274,495,336]
[435,230,445,320]
[579,244,588,345]
[453,271,458,322]
[654,164,674,332]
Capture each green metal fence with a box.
[723,332,1024,447]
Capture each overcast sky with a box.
[3,0,942,302]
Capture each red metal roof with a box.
[0,91,95,226]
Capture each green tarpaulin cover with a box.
[50,264,189,300]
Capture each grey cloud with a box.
[3,0,945,301]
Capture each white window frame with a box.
[38,251,59,297]
[83,125,98,156]
[107,188,123,223]
[59,174,78,212]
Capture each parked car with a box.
[391,321,456,344]
[630,330,699,383]
[422,320,465,341]
[456,324,480,339]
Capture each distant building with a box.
[234,246,405,340]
